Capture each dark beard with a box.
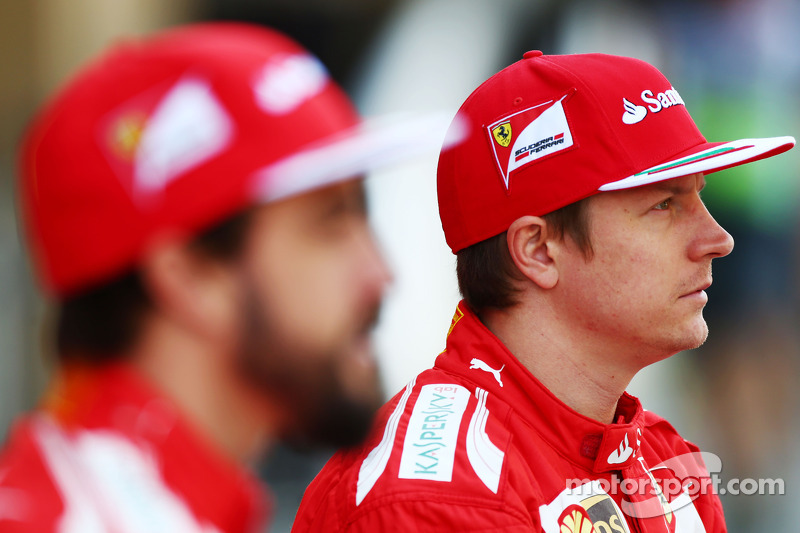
[236,285,384,450]
[284,384,382,450]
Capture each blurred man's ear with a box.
[139,234,241,345]
[506,216,559,290]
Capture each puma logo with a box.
[469,358,505,387]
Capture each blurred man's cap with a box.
[437,50,795,253]
[20,22,446,296]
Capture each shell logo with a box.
[558,504,595,533]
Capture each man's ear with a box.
[139,234,239,343]
[506,216,559,290]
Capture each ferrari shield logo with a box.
[491,122,512,147]
[108,113,147,162]
[485,92,575,190]
[447,306,464,337]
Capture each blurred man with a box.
[0,22,443,532]
[293,51,795,532]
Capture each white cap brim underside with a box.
[599,136,796,192]
[253,111,465,202]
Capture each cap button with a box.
[523,50,544,59]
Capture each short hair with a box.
[55,209,253,363]
[456,197,593,314]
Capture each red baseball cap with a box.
[20,22,446,297]
[437,50,796,253]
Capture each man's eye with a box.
[653,198,672,210]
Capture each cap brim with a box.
[252,111,461,202]
[599,136,796,192]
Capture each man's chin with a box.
[282,392,382,451]
[665,320,709,356]
[687,317,710,349]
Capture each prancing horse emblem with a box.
[469,358,505,387]
[491,122,512,147]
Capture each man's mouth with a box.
[680,279,712,299]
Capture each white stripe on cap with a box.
[599,136,795,191]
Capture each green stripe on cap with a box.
[635,146,738,177]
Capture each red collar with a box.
[436,302,647,474]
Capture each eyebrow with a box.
[651,177,706,195]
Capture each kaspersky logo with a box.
[622,86,685,125]
[398,384,470,482]
[486,92,575,190]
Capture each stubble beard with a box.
[235,286,384,451]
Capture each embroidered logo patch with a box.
[469,358,505,388]
[398,384,470,482]
[557,504,594,533]
[98,77,233,200]
[447,306,464,338]
[486,92,575,190]
[491,122,512,147]
[607,433,634,465]
[580,494,630,533]
[132,78,233,195]
[539,481,631,533]
[107,112,148,161]
[621,86,685,125]
[622,98,647,125]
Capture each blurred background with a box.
[1,0,798,531]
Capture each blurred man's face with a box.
[234,179,390,448]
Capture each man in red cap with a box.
[292,51,795,532]
[0,22,444,532]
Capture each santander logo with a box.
[622,98,647,124]
[607,433,634,465]
[621,86,685,125]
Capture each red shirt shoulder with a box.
[294,372,534,532]
[0,417,63,532]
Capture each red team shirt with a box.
[0,364,269,533]
[293,303,726,532]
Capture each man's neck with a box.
[130,316,277,464]
[480,304,640,424]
